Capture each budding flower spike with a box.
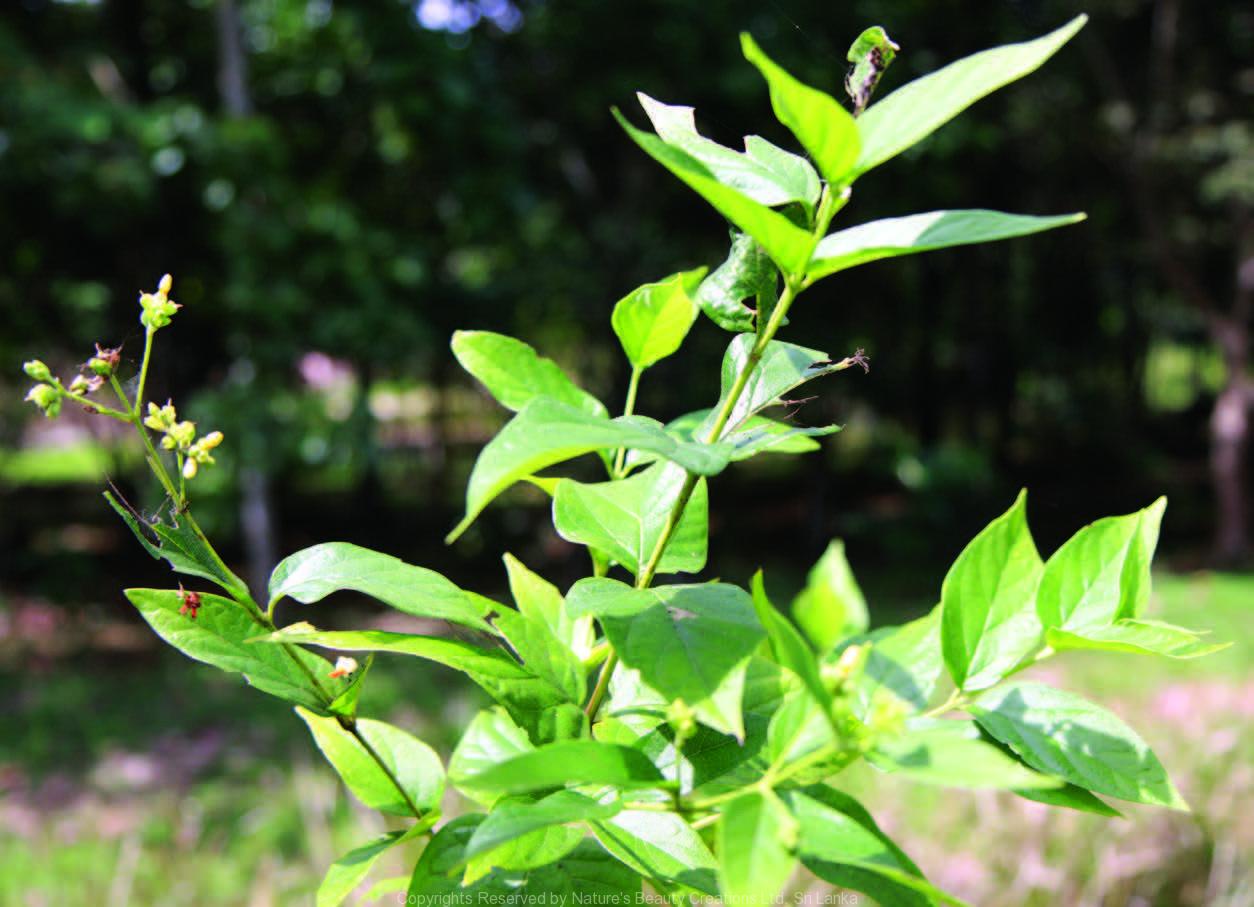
[139,273,181,330]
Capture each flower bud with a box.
[144,401,177,431]
[69,375,91,394]
[158,273,173,296]
[197,430,224,451]
[183,457,199,479]
[328,656,359,679]
[23,360,52,382]
[821,643,868,693]
[168,420,197,449]
[88,344,122,378]
[25,383,62,418]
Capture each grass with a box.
[0,572,1249,906]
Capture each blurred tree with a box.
[0,0,1248,583]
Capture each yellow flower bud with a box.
[183,457,199,479]
[158,273,173,296]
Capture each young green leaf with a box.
[317,825,428,907]
[741,33,862,187]
[553,462,709,577]
[708,334,857,436]
[1036,497,1167,633]
[807,209,1086,282]
[970,681,1190,810]
[504,554,595,659]
[940,490,1045,691]
[268,542,495,633]
[792,540,869,651]
[459,740,666,796]
[1046,618,1231,659]
[854,15,1088,175]
[636,93,820,209]
[462,791,619,867]
[611,268,705,370]
[450,707,536,806]
[832,607,942,717]
[296,708,445,817]
[491,606,587,706]
[567,579,767,738]
[869,719,1063,790]
[785,785,967,907]
[845,26,899,114]
[718,790,798,906]
[697,231,775,333]
[125,588,338,710]
[108,493,252,602]
[1015,782,1124,818]
[591,810,720,896]
[451,330,608,418]
[751,571,831,711]
[614,108,817,275]
[449,398,733,542]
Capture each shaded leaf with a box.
[697,231,775,333]
[970,682,1189,810]
[505,554,595,659]
[718,790,798,906]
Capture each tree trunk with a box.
[215,0,252,116]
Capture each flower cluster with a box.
[21,345,119,418]
[139,273,180,330]
[144,401,224,479]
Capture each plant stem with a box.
[584,651,618,718]
[612,366,643,477]
[133,327,155,420]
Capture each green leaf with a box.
[449,398,733,542]
[854,15,1088,175]
[107,493,251,602]
[1046,619,1231,659]
[567,579,766,738]
[591,810,719,896]
[317,825,428,907]
[258,625,573,720]
[708,334,855,436]
[636,93,820,209]
[751,572,830,711]
[1015,783,1123,818]
[463,825,584,883]
[268,542,494,633]
[697,231,775,333]
[834,608,943,718]
[785,785,968,907]
[970,681,1190,810]
[451,330,607,418]
[792,540,869,651]
[1036,498,1167,633]
[611,268,705,370]
[808,210,1086,282]
[504,554,595,660]
[491,607,587,706]
[124,589,337,710]
[460,740,666,796]
[740,33,861,187]
[940,491,1044,691]
[450,707,536,806]
[296,708,444,817]
[463,791,619,867]
[628,410,831,469]
[718,790,798,906]
[614,107,816,276]
[553,462,708,577]
[869,719,1063,790]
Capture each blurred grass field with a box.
[1,572,1249,907]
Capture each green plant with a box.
[22,15,1230,906]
